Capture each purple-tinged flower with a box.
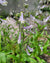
[40,5,48,9]
[19,12,25,23]
[45,16,50,22]
[27,46,33,52]
[40,47,43,51]
[35,10,42,16]
[39,45,43,51]
[30,15,35,20]
[0,18,6,23]
[26,48,30,56]
[0,0,8,6]
[29,29,34,34]
[44,27,47,30]
[18,32,21,44]
[44,16,50,22]
[23,25,33,29]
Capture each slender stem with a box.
[0,30,1,51]
[19,22,21,32]
[22,25,24,42]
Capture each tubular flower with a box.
[23,25,33,29]
[27,46,33,52]
[18,32,21,44]
[19,12,25,23]
[0,18,6,23]
[26,48,30,56]
[39,45,43,51]
[0,0,8,6]
[44,16,50,22]
[40,47,43,51]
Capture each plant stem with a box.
[0,30,1,51]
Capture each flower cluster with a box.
[19,12,25,24]
[0,0,8,6]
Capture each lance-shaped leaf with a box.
[18,32,21,44]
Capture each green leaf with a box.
[36,57,41,63]
[41,59,46,63]
[29,57,37,63]
[43,40,49,53]
[0,52,6,63]
[43,40,49,49]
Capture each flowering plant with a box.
[0,8,50,63]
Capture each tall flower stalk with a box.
[18,12,25,53]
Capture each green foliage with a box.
[0,12,50,63]
[0,52,6,63]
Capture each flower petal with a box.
[26,48,30,56]
[19,12,25,23]
[23,25,33,29]
[27,46,33,52]
[18,32,21,44]
[0,0,8,6]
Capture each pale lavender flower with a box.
[19,12,25,23]
[26,48,30,56]
[44,16,50,22]
[44,27,47,30]
[29,29,34,34]
[0,18,6,23]
[35,10,42,16]
[27,46,33,52]
[23,25,33,29]
[39,45,43,51]
[30,15,35,20]
[18,32,21,44]
[40,47,43,51]
[45,16,50,22]
[40,5,48,9]
[0,0,8,6]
